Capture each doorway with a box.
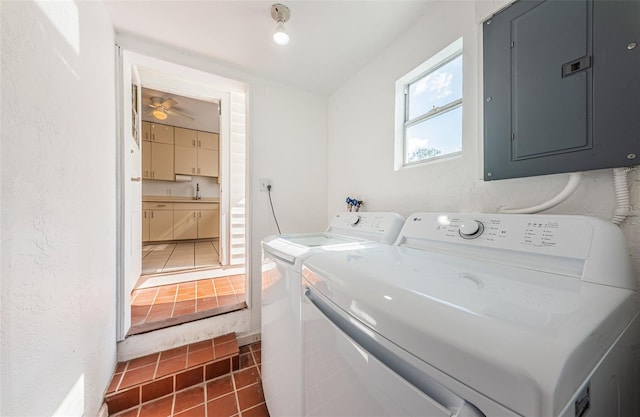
[117,48,249,340]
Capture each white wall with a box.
[143,177,220,199]
[1,2,117,416]
[116,34,328,342]
[327,1,640,277]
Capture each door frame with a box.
[116,47,248,340]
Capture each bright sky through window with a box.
[395,38,463,168]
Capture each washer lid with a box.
[262,233,369,264]
[302,244,639,417]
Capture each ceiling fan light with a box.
[273,22,289,45]
[152,109,168,120]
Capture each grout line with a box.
[162,244,178,274]
[140,287,159,325]
[231,363,242,417]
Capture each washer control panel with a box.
[396,213,635,289]
[327,212,405,244]
[399,213,595,260]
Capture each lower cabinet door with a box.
[198,209,219,238]
[149,209,173,241]
[174,209,198,240]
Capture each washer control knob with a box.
[459,220,484,239]
[350,215,362,227]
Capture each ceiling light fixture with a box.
[271,3,290,46]
[152,108,168,120]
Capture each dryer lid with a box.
[302,244,639,417]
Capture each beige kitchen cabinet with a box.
[197,131,219,150]
[198,204,220,238]
[147,142,174,180]
[174,127,198,147]
[143,203,174,242]
[142,209,150,242]
[173,206,198,240]
[151,123,174,144]
[171,203,219,240]
[198,149,219,177]
[174,145,198,176]
[142,140,151,179]
[174,130,219,177]
[142,121,174,180]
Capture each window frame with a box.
[394,38,463,170]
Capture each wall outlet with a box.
[258,178,272,191]
[166,189,172,196]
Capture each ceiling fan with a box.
[148,97,194,121]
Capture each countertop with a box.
[143,195,219,203]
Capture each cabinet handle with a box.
[131,177,141,182]
[152,133,155,141]
[157,204,166,207]
[198,140,201,147]
[193,211,196,218]
[192,167,195,174]
[197,168,201,174]
[144,211,147,218]
[198,211,202,218]
[192,139,195,146]
[151,211,154,219]
[151,171,155,179]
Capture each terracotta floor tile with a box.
[239,353,254,369]
[160,345,188,360]
[173,386,205,414]
[196,297,218,312]
[107,372,123,393]
[156,355,187,378]
[233,366,260,389]
[187,346,214,367]
[138,395,173,417]
[241,402,270,417]
[217,295,239,307]
[206,375,234,400]
[112,407,139,417]
[128,353,159,370]
[206,392,239,417]
[239,345,251,354]
[176,367,204,391]
[174,404,205,417]
[120,364,156,390]
[250,349,261,366]
[189,340,213,352]
[249,342,261,351]
[214,341,237,359]
[236,383,265,412]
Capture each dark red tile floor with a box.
[111,342,267,417]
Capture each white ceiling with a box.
[103,0,430,95]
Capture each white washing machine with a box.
[301,213,640,417]
[261,212,404,417]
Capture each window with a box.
[395,38,463,168]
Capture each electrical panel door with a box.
[483,0,639,180]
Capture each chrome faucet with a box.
[195,183,201,200]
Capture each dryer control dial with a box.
[459,220,484,239]
[349,214,362,227]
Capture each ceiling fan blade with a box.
[166,108,195,121]
[162,98,178,109]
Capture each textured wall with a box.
[1,1,117,415]
[327,1,640,280]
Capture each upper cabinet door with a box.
[198,131,219,150]
[174,127,198,147]
[150,124,174,144]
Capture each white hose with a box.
[499,172,583,214]
[611,167,632,225]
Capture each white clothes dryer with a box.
[301,213,640,417]
[261,212,404,417]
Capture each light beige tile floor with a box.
[142,240,220,275]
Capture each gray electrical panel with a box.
[483,0,640,181]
